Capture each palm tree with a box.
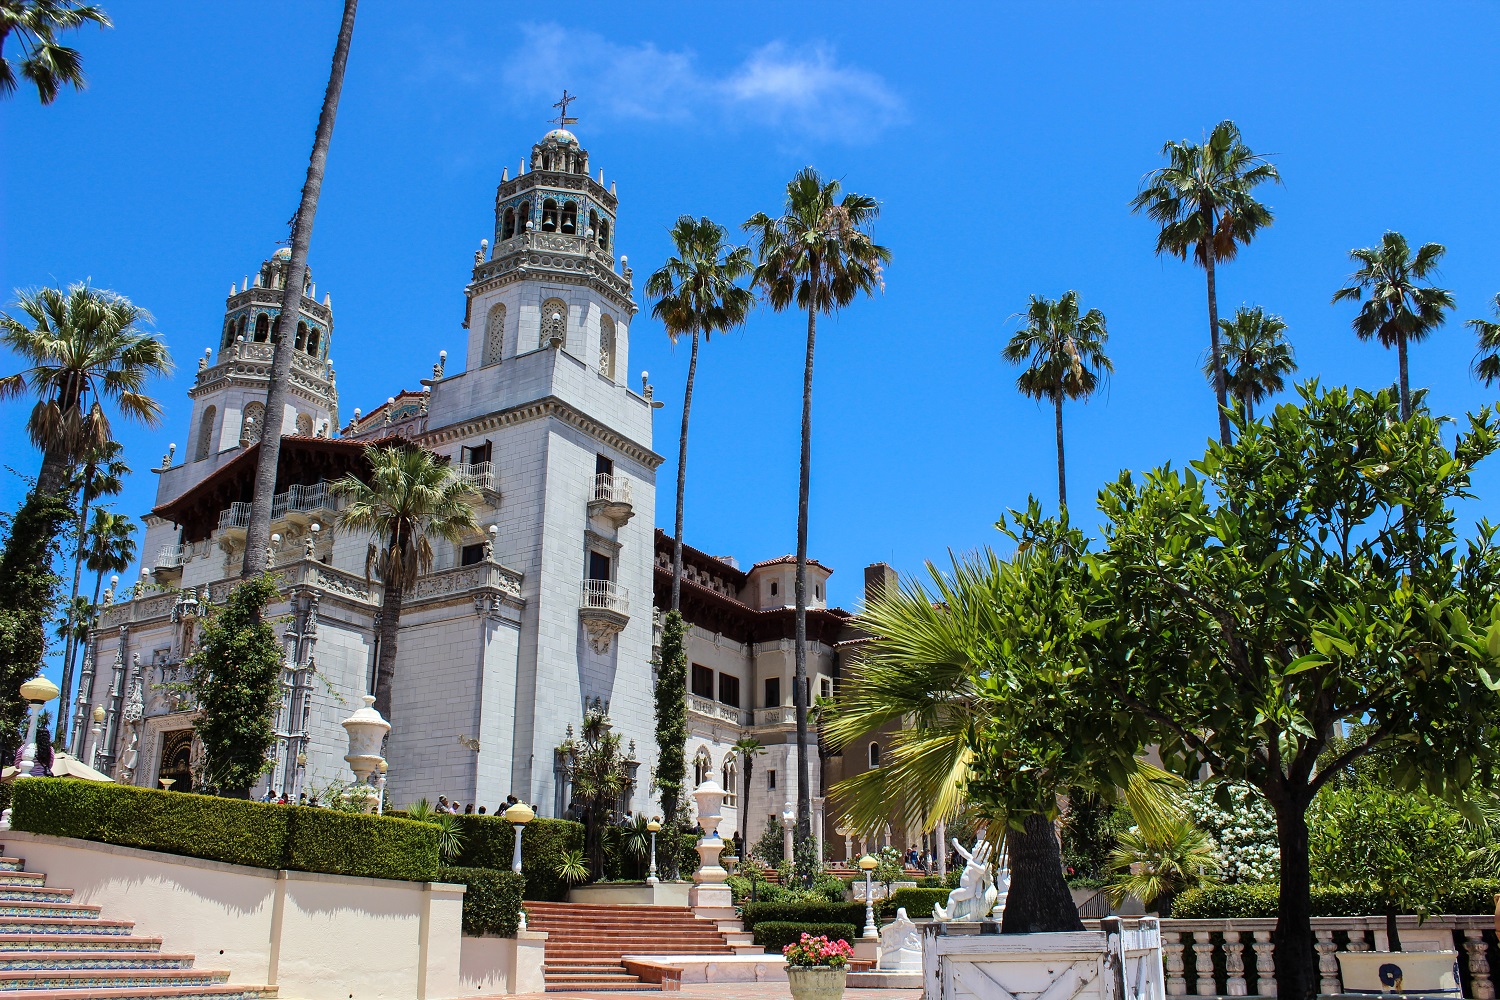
[1332,232,1453,420]
[645,216,755,612]
[0,0,110,104]
[744,168,891,856]
[82,507,135,607]
[730,736,765,849]
[1131,121,1280,445]
[1203,306,1296,421]
[56,439,128,743]
[331,444,478,721]
[242,0,358,578]
[1003,291,1111,510]
[1466,294,1500,388]
[1105,815,1220,916]
[0,282,170,498]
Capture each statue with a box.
[877,907,923,972]
[933,836,1003,922]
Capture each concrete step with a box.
[0,968,230,991]
[0,900,100,920]
[0,916,135,937]
[0,884,76,904]
[0,870,47,888]
[0,951,197,971]
[0,933,162,953]
[0,857,27,873]
[5,987,276,1000]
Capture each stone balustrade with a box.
[1129,915,1498,999]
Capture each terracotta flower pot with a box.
[787,965,848,1000]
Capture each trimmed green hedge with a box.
[740,900,868,932]
[441,866,525,937]
[1173,880,1500,919]
[753,922,859,954]
[451,813,584,902]
[880,887,948,919]
[11,779,438,882]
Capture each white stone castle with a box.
[72,127,887,854]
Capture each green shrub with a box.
[285,808,438,882]
[441,866,524,937]
[1172,880,1500,919]
[753,922,859,954]
[451,813,584,901]
[880,887,949,919]
[740,900,867,932]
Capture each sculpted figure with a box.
[933,836,1002,921]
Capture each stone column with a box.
[1192,930,1215,997]
[936,819,947,878]
[1464,929,1495,1000]
[1224,932,1247,996]
[1315,930,1341,997]
[1250,930,1276,997]
[1163,930,1188,997]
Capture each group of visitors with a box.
[432,793,528,816]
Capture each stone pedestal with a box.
[690,780,739,930]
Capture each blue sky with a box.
[4,1,1500,630]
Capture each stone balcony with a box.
[579,579,629,654]
[688,693,748,727]
[753,706,796,728]
[587,473,633,527]
[217,481,340,538]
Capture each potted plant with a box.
[783,933,853,1000]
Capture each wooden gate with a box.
[923,918,1165,1000]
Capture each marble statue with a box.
[933,836,1004,922]
[878,907,923,972]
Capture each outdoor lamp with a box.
[376,758,389,816]
[505,801,535,874]
[89,705,106,770]
[647,816,662,885]
[16,675,60,779]
[858,853,879,938]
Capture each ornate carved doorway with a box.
[157,728,194,792]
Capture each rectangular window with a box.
[764,677,780,708]
[770,580,778,597]
[820,678,832,700]
[767,770,777,790]
[719,673,740,707]
[691,664,715,699]
[596,454,614,477]
[462,441,492,465]
[460,543,485,566]
[588,551,611,581]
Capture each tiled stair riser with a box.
[0,955,195,971]
[0,890,71,904]
[0,919,132,936]
[0,971,229,990]
[0,905,98,920]
[0,860,25,874]
[0,938,163,954]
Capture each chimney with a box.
[864,562,898,607]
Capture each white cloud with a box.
[496,25,903,143]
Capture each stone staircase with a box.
[526,901,754,992]
[0,849,274,999]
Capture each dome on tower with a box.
[542,128,577,145]
[273,247,292,260]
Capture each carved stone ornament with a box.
[581,612,626,654]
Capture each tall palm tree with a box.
[645,216,755,612]
[331,445,478,722]
[1131,121,1280,445]
[82,506,135,607]
[1203,306,1296,421]
[730,736,765,849]
[0,0,110,104]
[1003,291,1111,510]
[56,439,128,743]
[242,0,358,578]
[0,282,170,498]
[1331,232,1453,420]
[1466,293,1500,388]
[744,168,891,855]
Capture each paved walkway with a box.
[508,983,922,1000]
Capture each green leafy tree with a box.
[1331,232,1453,421]
[0,0,110,104]
[242,0,358,578]
[1089,384,1500,999]
[1131,121,1280,445]
[331,444,479,723]
[1204,306,1296,421]
[731,736,765,849]
[1106,815,1220,916]
[646,216,754,613]
[745,168,891,856]
[1466,293,1500,388]
[753,812,785,865]
[185,575,283,797]
[559,706,636,880]
[653,610,689,878]
[1003,291,1112,510]
[0,490,68,746]
[1310,787,1469,951]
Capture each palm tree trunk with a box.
[999,813,1084,933]
[671,329,699,612]
[792,306,816,861]
[56,459,97,744]
[1397,330,1411,420]
[740,757,753,848]
[1054,395,1067,510]
[1202,225,1231,446]
[242,0,358,578]
[372,577,402,722]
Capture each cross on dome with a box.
[550,89,579,129]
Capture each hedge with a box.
[441,866,524,937]
[740,900,868,932]
[451,813,584,902]
[753,922,859,954]
[880,887,949,919]
[1173,880,1500,919]
[11,779,438,882]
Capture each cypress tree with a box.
[654,610,689,878]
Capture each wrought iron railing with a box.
[454,461,494,491]
[592,473,631,505]
[580,579,628,614]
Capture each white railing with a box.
[580,579,628,614]
[154,544,185,569]
[754,706,794,726]
[592,473,631,505]
[218,502,252,530]
[688,693,748,726]
[454,461,494,491]
[219,481,337,531]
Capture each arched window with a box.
[502,209,516,240]
[599,315,616,380]
[599,218,610,250]
[295,412,313,436]
[483,303,506,367]
[517,202,531,232]
[240,401,266,446]
[295,322,308,350]
[693,747,713,788]
[540,298,567,349]
[254,313,271,342]
[541,199,558,232]
[561,201,577,235]
[588,210,599,240]
[195,405,217,462]
[307,327,321,355]
[237,316,247,340]
[543,152,554,171]
[722,754,738,808]
[868,742,881,768]
[223,319,234,347]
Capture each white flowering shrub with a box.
[1185,781,1279,883]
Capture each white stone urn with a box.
[691,779,727,882]
[341,695,390,787]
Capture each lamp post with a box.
[647,816,661,884]
[858,854,879,939]
[88,705,105,770]
[16,675,60,778]
[782,801,795,865]
[505,801,535,874]
[376,759,388,815]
